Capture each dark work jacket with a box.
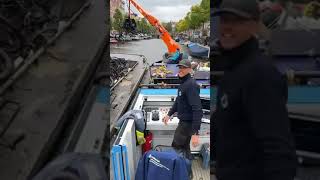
[168,74,203,134]
[211,37,297,180]
[135,151,189,180]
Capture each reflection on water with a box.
[110,39,203,63]
[110,39,167,63]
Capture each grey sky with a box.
[124,0,201,22]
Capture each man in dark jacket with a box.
[211,0,297,180]
[163,59,203,159]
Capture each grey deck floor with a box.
[192,157,210,180]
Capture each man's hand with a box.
[191,134,200,147]
[162,115,170,125]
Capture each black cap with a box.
[212,0,260,20]
[177,59,191,68]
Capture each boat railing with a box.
[211,70,320,78]
[110,53,148,64]
[139,83,210,89]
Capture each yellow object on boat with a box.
[136,130,145,145]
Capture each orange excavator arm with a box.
[128,0,180,53]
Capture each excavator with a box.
[124,0,180,54]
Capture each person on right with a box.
[211,0,297,180]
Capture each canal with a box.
[110,38,204,63]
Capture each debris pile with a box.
[110,57,130,87]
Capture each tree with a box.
[176,19,188,32]
[189,5,202,29]
[200,0,210,21]
[175,0,210,32]
[141,18,149,33]
[136,19,142,32]
[113,8,124,33]
[135,18,150,33]
[189,4,209,30]
[162,22,173,34]
[184,12,192,29]
[200,0,210,15]
[148,24,157,34]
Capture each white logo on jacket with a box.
[148,154,170,171]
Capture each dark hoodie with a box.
[168,74,203,134]
[211,37,297,180]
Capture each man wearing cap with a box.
[211,0,297,180]
[162,59,203,159]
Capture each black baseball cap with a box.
[177,59,191,68]
[212,0,260,20]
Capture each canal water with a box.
[110,38,203,63]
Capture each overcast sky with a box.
[125,0,201,22]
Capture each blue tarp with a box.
[187,43,196,47]
[187,43,209,58]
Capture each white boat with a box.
[131,35,140,41]
[110,54,211,180]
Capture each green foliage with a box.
[175,0,210,32]
[176,19,189,32]
[162,22,173,34]
[112,9,156,34]
[200,0,210,9]
[136,18,156,33]
[200,0,210,22]
[112,9,124,32]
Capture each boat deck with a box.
[191,157,210,180]
[110,54,147,131]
